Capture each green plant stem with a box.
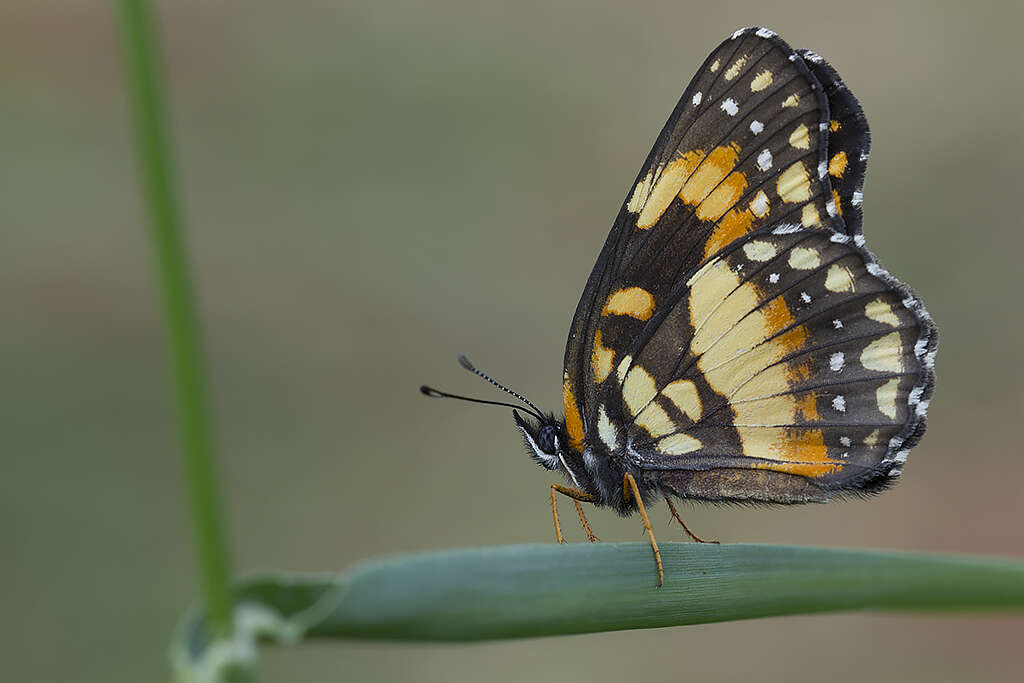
[116,0,233,638]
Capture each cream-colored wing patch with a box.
[662,379,702,421]
[658,433,702,454]
[743,240,777,262]
[788,247,820,270]
[801,204,820,227]
[860,332,903,373]
[597,404,620,450]
[825,264,855,292]
[789,123,810,150]
[616,354,633,384]
[592,330,615,383]
[777,162,811,203]
[750,69,773,91]
[623,365,657,417]
[626,169,656,213]
[865,298,900,327]
[876,378,900,418]
[636,402,675,438]
[724,54,748,80]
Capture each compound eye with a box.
[538,425,558,454]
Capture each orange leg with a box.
[622,472,664,587]
[550,485,598,544]
[664,495,719,544]
[573,500,599,542]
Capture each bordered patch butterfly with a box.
[423,27,937,585]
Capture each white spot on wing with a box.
[829,352,845,372]
[771,223,801,234]
[757,148,773,171]
[840,436,852,447]
[755,27,776,38]
[800,291,811,303]
[852,190,864,206]
[833,319,843,329]
[832,395,846,412]
[818,160,828,179]
[692,91,703,106]
[768,272,780,283]
[750,120,764,135]
[721,98,739,116]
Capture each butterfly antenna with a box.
[456,355,546,418]
[421,356,546,421]
[419,385,543,420]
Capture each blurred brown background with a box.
[3,1,1022,681]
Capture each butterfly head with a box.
[513,410,564,468]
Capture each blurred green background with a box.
[4,1,1023,681]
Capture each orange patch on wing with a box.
[754,428,841,477]
[679,143,741,210]
[602,287,655,320]
[761,298,809,361]
[762,297,796,335]
[828,151,848,178]
[562,375,585,453]
[704,206,755,258]
[699,170,748,222]
[831,188,843,216]
[796,393,820,421]
[829,119,841,132]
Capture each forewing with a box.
[563,28,851,454]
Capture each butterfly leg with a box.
[664,495,719,544]
[573,500,599,542]
[622,472,664,587]
[550,485,598,544]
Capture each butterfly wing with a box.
[561,28,935,502]
[798,48,872,238]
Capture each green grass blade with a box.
[173,542,1024,677]
[115,0,233,640]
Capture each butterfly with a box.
[423,26,937,586]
